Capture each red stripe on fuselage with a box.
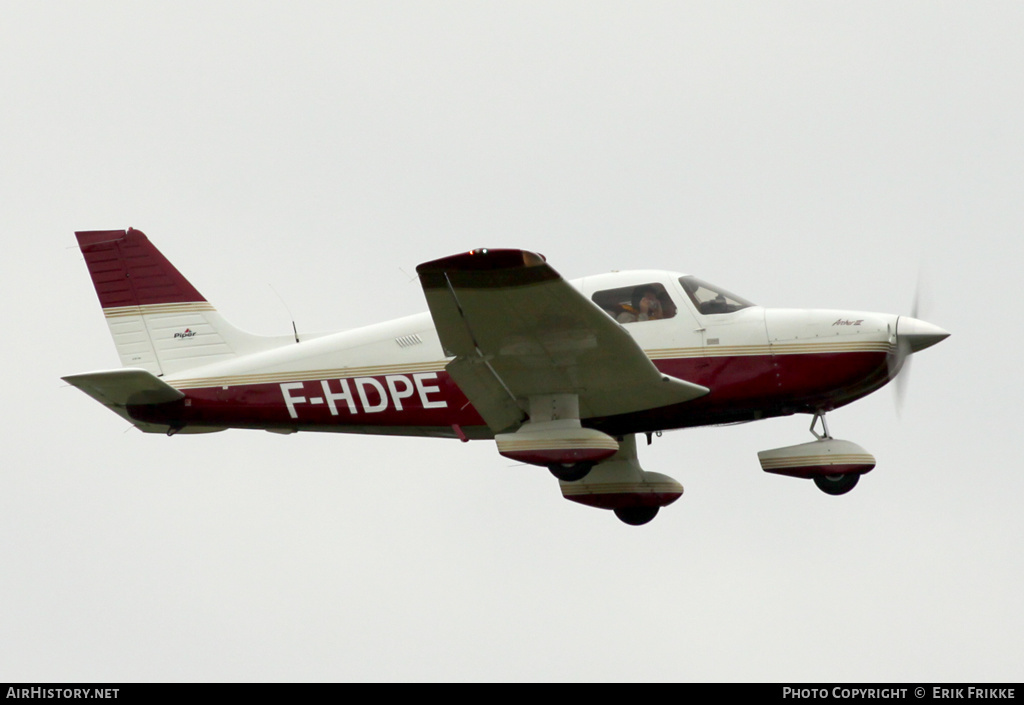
[128,370,488,431]
[126,351,891,436]
[657,348,890,411]
[596,350,890,435]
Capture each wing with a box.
[416,249,709,433]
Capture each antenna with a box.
[268,283,300,343]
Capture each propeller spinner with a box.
[889,315,950,413]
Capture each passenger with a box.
[635,286,665,321]
[617,286,665,323]
[616,304,638,323]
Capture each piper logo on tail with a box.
[174,328,196,339]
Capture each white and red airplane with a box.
[64,228,949,525]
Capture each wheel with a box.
[548,461,594,482]
[813,472,860,496]
[614,506,660,526]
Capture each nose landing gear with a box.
[813,472,861,495]
[757,412,875,496]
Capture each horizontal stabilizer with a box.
[62,368,185,406]
[62,368,195,434]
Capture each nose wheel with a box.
[808,412,866,496]
[813,472,860,495]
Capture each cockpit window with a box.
[592,283,677,324]
[679,276,754,315]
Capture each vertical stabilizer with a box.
[75,228,284,375]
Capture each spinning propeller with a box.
[887,281,949,414]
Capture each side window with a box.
[591,283,677,324]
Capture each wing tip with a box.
[417,248,545,272]
[416,249,555,289]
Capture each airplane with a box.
[63,228,949,525]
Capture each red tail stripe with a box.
[75,228,207,309]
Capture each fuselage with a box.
[67,229,952,523]
[126,269,901,439]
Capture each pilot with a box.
[617,286,665,323]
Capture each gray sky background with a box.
[3,2,1022,682]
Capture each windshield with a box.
[679,276,755,315]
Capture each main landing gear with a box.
[558,435,684,526]
[494,395,683,524]
[613,506,660,526]
[547,461,595,483]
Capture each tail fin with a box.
[76,228,285,376]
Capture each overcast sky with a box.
[3,1,1022,682]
